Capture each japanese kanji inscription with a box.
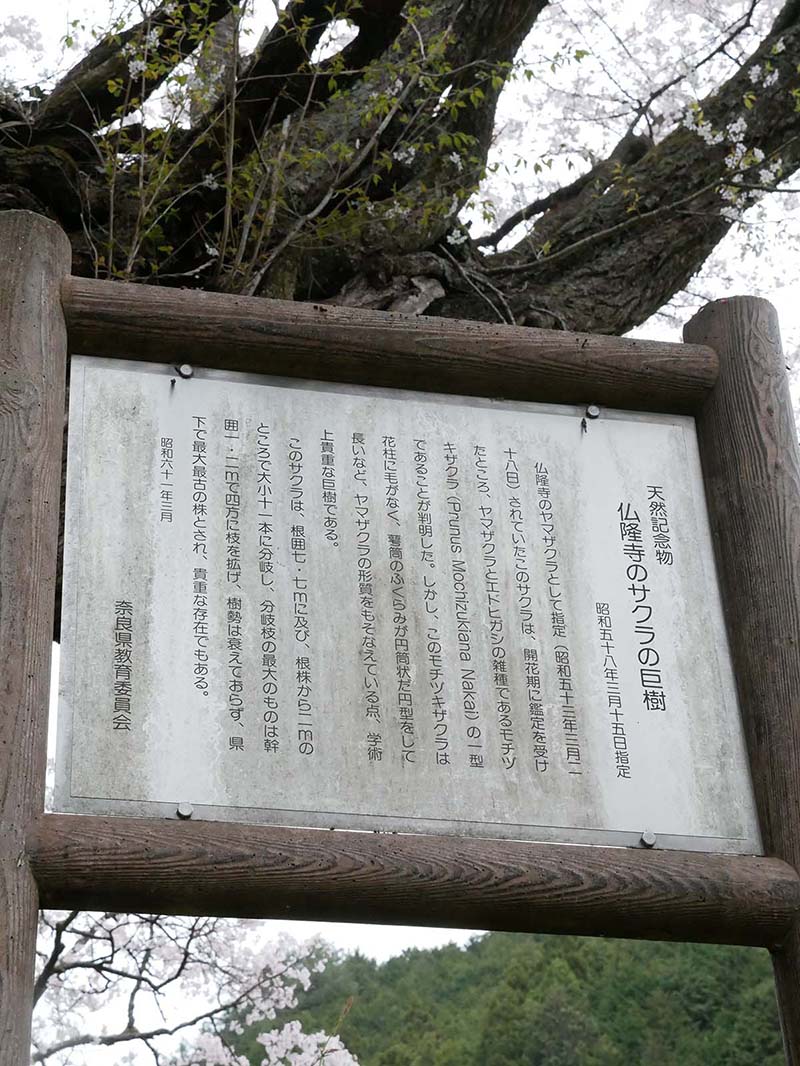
[56,357,760,853]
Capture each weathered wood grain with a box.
[29,813,800,948]
[687,298,800,1063]
[62,277,718,412]
[0,212,70,1063]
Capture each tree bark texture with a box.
[1,1,799,334]
[29,813,800,949]
[687,298,800,1064]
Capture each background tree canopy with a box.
[236,932,784,1066]
[2,0,799,338]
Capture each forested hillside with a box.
[236,932,782,1065]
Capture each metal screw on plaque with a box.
[586,404,601,419]
[176,364,194,379]
[640,830,657,849]
[176,803,194,820]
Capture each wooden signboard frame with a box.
[2,209,799,1063]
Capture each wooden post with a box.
[0,212,70,1062]
[686,298,800,1064]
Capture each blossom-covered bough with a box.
[32,911,357,1064]
[1,0,799,335]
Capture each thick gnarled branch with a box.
[439,0,800,333]
[32,0,237,148]
[228,0,550,296]
[477,131,652,248]
[183,0,407,174]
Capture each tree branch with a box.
[33,911,80,1006]
[245,66,423,294]
[477,131,651,247]
[448,0,800,334]
[186,0,408,173]
[486,178,723,278]
[31,0,237,147]
[32,941,317,1063]
[234,0,552,297]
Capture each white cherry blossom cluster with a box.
[684,105,784,222]
[393,143,416,165]
[720,151,783,221]
[257,1019,358,1065]
[748,59,781,89]
[720,189,744,221]
[122,22,160,77]
[383,202,406,221]
[759,159,783,185]
[684,105,724,146]
[33,915,348,1066]
[187,1032,252,1066]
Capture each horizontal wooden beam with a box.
[61,278,718,413]
[29,814,800,948]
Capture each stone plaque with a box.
[55,356,761,853]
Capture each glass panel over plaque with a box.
[56,357,762,854]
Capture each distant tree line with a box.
[234,931,783,1066]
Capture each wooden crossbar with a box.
[29,813,800,950]
[62,276,718,412]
